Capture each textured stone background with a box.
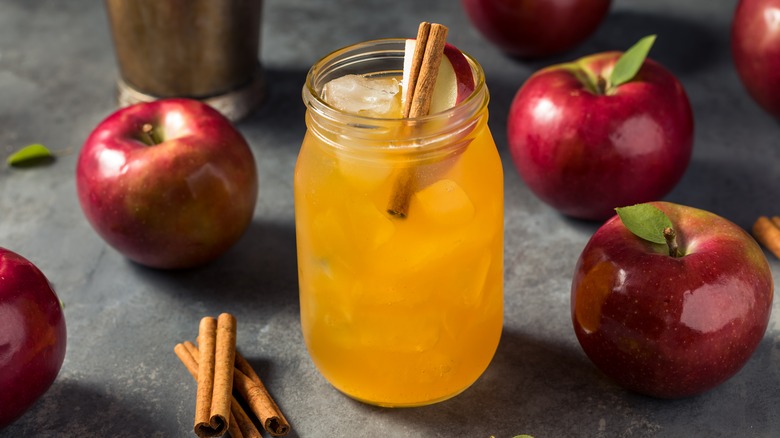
[1,0,778,436]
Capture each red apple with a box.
[731,0,780,118]
[571,202,774,399]
[507,37,694,220]
[76,98,258,269]
[461,0,612,58]
[0,247,66,428]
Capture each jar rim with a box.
[302,38,488,126]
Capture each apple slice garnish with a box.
[402,40,476,114]
[388,34,477,220]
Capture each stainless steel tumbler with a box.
[105,0,264,121]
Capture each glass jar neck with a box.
[302,39,489,161]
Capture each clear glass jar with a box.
[295,39,503,407]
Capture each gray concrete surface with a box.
[1,0,779,436]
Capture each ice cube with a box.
[348,201,396,251]
[338,158,393,192]
[321,74,400,117]
[314,203,396,257]
[414,179,475,226]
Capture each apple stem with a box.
[141,123,160,145]
[596,76,608,95]
[663,227,682,257]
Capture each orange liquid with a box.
[295,80,503,407]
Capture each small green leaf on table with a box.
[609,35,657,89]
[615,203,672,244]
[6,143,54,166]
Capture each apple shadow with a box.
[559,213,608,235]
[664,156,780,231]
[125,218,299,309]
[611,335,780,435]
[500,154,778,237]
[2,380,163,437]
[350,325,780,436]
[728,335,780,424]
[589,9,725,74]
[513,9,725,77]
[511,153,780,241]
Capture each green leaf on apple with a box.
[6,143,54,167]
[609,35,657,89]
[615,203,672,245]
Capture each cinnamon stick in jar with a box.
[406,22,448,119]
[401,22,431,119]
[386,22,449,218]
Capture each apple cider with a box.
[295,39,503,407]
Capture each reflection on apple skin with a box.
[732,0,780,119]
[507,51,694,221]
[679,278,756,333]
[571,201,773,399]
[76,98,259,269]
[0,248,67,429]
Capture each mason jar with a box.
[295,39,503,407]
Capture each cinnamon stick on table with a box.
[235,352,291,437]
[174,342,261,438]
[193,314,237,438]
[753,216,780,259]
[183,343,291,437]
[386,22,449,218]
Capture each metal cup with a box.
[105,0,264,121]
